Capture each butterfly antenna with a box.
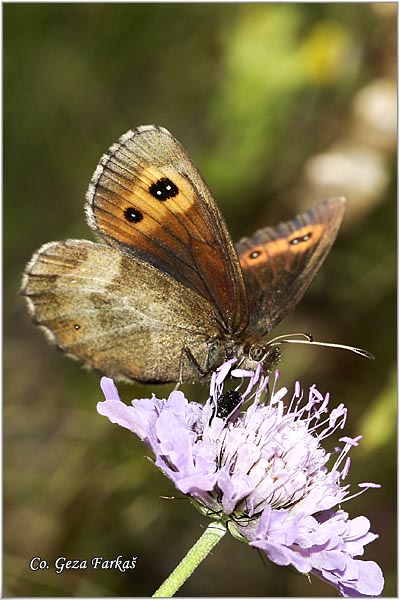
[267,334,374,360]
[267,332,313,344]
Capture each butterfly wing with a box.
[236,197,346,335]
[21,240,221,383]
[85,125,248,335]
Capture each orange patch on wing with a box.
[264,223,326,257]
[239,223,326,269]
[94,166,198,243]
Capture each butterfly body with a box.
[22,126,346,383]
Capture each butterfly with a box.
[21,125,350,384]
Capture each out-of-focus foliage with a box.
[4,3,396,597]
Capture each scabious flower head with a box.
[98,360,384,597]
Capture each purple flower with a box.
[97,361,384,597]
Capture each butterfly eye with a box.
[249,250,261,259]
[249,344,266,362]
[149,177,179,201]
[124,207,143,223]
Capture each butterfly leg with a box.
[180,346,209,382]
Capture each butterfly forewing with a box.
[236,197,346,335]
[85,126,248,335]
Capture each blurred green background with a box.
[4,3,396,597]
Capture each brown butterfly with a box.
[21,125,359,384]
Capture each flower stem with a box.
[152,521,226,597]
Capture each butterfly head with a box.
[235,339,282,373]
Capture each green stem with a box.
[152,521,226,597]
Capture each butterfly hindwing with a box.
[21,240,220,382]
[236,197,346,335]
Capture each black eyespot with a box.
[290,232,312,245]
[124,207,143,223]
[215,390,243,420]
[249,250,261,259]
[149,177,179,201]
[74,324,81,330]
